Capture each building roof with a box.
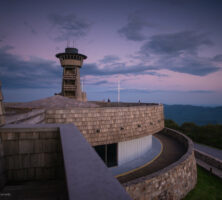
[56,48,87,59]
[4,95,99,109]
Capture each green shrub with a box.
[165,119,222,149]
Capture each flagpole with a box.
[118,80,120,103]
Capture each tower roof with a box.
[56,47,87,59]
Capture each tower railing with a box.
[63,85,77,90]
[63,74,76,79]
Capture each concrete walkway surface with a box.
[109,136,162,176]
[117,131,186,183]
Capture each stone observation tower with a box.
[56,47,87,101]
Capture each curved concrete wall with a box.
[118,135,152,166]
[45,105,164,146]
[123,128,197,200]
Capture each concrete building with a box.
[56,47,87,101]
[0,48,200,199]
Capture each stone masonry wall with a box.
[0,128,64,182]
[45,105,164,146]
[123,128,197,200]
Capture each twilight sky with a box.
[0,0,222,105]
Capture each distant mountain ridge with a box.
[164,105,222,125]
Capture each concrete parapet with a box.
[195,149,222,170]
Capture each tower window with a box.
[65,68,75,75]
[64,80,75,85]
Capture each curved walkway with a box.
[117,131,186,183]
[110,136,162,176]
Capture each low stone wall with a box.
[123,128,197,200]
[195,149,222,170]
[0,127,64,182]
[45,105,164,146]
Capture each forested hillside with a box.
[165,119,222,149]
[164,105,222,125]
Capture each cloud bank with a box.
[0,46,61,89]
[118,13,153,41]
[48,13,91,41]
[137,31,220,76]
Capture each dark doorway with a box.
[94,143,117,167]
[94,145,106,163]
[107,143,117,167]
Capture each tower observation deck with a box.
[56,47,87,101]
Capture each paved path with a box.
[109,136,162,176]
[117,131,186,184]
[194,143,222,160]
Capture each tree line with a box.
[165,119,222,150]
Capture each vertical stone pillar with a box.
[0,81,5,127]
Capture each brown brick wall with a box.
[45,105,164,146]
